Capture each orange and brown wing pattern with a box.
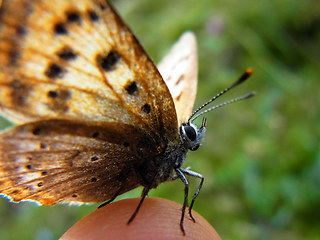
[0,119,157,204]
[0,0,178,144]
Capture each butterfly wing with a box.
[0,0,178,143]
[158,32,198,125]
[0,119,158,204]
[0,0,180,204]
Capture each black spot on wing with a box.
[91,177,97,182]
[46,89,72,113]
[92,132,99,138]
[14,24,27,36]
[90,156,99,162]
[47,90,58,98]
[57,47,77,61]
[45,63,64,79]
[100,4,107,10]
[48,89,71,100]
[32,127,42,135]
[40,143,47,149]
[66,11,81,23]
[141,104,151,114]
[54,22,68,35]
[125,82,137,95]
[96,50,120,71]
[87,10,100,21]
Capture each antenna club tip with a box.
[246,68,253,75]
[246,91,256,98]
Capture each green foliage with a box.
[0,0,319,239]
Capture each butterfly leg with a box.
[179,168,204,223]
[98,187,123,209]
[171,167,192,180]
[127,186,150,224]
[175,168,190,235]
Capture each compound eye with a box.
[184,125,196,141]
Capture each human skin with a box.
[61,197,221,240]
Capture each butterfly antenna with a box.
[190,92,255,121]
[188,68,253,122]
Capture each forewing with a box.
[0,119,157,205]
[158,32,198,124]
[0,0,178,144]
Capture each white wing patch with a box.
[158,32,198,124]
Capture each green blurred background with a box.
[0,0,319,239]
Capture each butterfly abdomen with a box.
[133,141,188,190]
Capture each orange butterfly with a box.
[0,0,253,234]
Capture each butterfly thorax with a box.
[134,141,185,189]
[137,121,206,189]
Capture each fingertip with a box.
[61,197,221,240]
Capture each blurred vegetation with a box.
[0,0,319,239]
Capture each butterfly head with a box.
[180,118,206,151]
[179,69,255,152]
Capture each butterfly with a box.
[0,0,254,234]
